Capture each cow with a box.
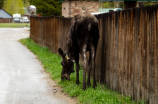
[58,12,99,90]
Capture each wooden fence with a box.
[30,5,158,104]
[0,18,13,23]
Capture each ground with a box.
[0,28,77,104]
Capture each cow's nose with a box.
[61,77,65,80]
[66,78,70,81]
[65,77,70,81]
[65,74,70,81]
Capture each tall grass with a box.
[19,38,145,104]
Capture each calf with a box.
[58,12,99,90]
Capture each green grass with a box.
[0,23,30,28]
[19,38,145,104]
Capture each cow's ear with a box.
[68,58,75,63]
[71,59,75,63]
[58,48,64,57]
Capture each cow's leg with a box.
[81,46,87,90]
[87,51,92,87]
[76,60,80,85]
[91,47,97,88]
[75,54,80,84]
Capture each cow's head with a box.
[58,48,74,81]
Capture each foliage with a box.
[5,0,25,15]
[22,0,30,7]
[119,2,124,9]
[144,2,158,6]
[100,2,115,8]
[19,38,146,104]
[99,2,158,9]
[30,0,61,16]
[0,23,30,28]
[0,0,5,8]
[99,2,124,9]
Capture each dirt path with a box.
[0,28,77,104]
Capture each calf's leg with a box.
[87,52,92,87]
[91,47,97,88]
[76,61,80,85]
[81,46,87,90]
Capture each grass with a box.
[19,38,146,104]
[0,23,30,28]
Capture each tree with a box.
[144,2,158,6]
[99,2,124,9]
[5,0,25,15]
[22,0,30,7]
[30,0,61,16]
[0,0,5,9]
[100,2,115,8]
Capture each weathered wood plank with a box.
[149,7,155,104]
[129,9,133,98]
[123,11,128,94]
[133,8,137,100]
[110,13,113,90]
[96,14,103,83]
[118,11,122,93]
[114,12,119,91]
[143,8,148,103]
[106,14,111,87]
[103,14,107,84]
[140,8,145,101]
[146,9,150,103]
[121,11,125,94]
[139,8,143,101]
[112,13,115,90]
[46,17,50,49]
[156,8,158,104]
[153,8,157,104]
[133,8,140,101]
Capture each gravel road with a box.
[0,28,76,104]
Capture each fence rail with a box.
[30,5,158,104]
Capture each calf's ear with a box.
[68,59,75,63]
[58,48,64,57]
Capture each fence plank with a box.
[146,9,150,103]
[110,13,114,90]
[123,10,127,96]
[143,7,148,103]
[156,8,158,104]
[106,14,110,87]
[141,8,144,101]
[113,12,119,91]
[118,11,122,94]
[129,9,133,98]
[126,10,130,96]
[120,11,124,94]
[97,14,104,83]
[153,7,157,104]
[132,8,137,100]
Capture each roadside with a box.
[0,23,30,28]
[0,28,77,104]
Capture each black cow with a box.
[58,12,99,90]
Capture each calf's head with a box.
[58,48,74,81]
